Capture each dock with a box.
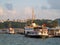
[0,28,24,34]
[0,28,60,38]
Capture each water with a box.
[0,34,60,45]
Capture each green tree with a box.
[52,20,58,27]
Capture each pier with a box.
[0,28,24,34]
[0,27,60,38]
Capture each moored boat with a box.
[8,28,15,34]
[24,23,48,38]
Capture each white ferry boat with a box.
[24,23,48,38]
[24,8,48,38]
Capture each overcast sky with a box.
[0,0,60,20]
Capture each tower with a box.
[32,8,35,23]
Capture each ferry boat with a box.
[24,23,48,38]
[24,8,48,38]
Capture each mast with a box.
[32,8,35,23]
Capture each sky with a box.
[0,0,60,20]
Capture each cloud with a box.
[41,0,51,9]
[5,3,13,10]
[7,10,16,15]
[4,9,17,20]
[48,0,60,9]
[0,6,17,20]
[24,7,32,15]
[38,9,60,20]
[24,7,33,19]
[0,7,4,15]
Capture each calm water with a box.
[0,34,60,45]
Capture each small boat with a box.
[8,28,15,34]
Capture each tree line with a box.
[0,19,59,29]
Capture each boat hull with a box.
[25,34,48,38]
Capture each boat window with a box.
[25,28,33,30]
[34,27,42,29]
[29,32,37,34]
